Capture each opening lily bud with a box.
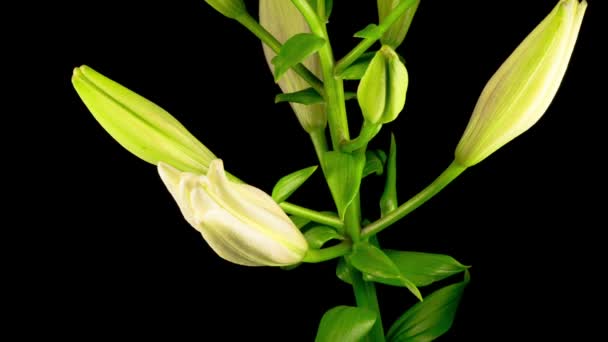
[455,0,587,167]
[357,45,408,125]
[158,160,309,267]
[259,0,326,133]
[204,0,247,20]
[72,65,216,174]
[377,0,420,48]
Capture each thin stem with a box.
[335,0,418,76]
[344,193,362,242]
[291,0,350,149]
[235,14,325,95]
[361,161,467,239]
[280,202,343,229]
[302,240,351,263]
[351,269,385,342]
[341,121,382,153]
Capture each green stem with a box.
[344,193,362,242]
[341,121,382,153]
[235,14,325,95]
[334,0,418,76]
[280,202,343,229]
[302,240,351,263]
[361,161,467,239]
[309,128,328,164]
[291,0,350,149]
[351,269,385,342]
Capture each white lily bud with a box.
[455,0,587,167]
[72,65,216,174]
[259,0,326,133]
[158,160,309,266]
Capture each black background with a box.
[12,0,604,340]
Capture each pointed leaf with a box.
[336,257,353,285]
[363,149,387,178]
[323,151,366,220]
[290,215,311,229]
[272,33,325,81]
[354,24,382,39]
[340,52,376,80]
[304,226,344,249]
[387,276,469,342]
[315,306,377,342]
[349,242,422,301]
[275,88,324,105]
[385,250,469,287]
[380,134,398,216]
[272,165,318,203]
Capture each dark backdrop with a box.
[15,0,603,340]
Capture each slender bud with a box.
[259,0,326,133]
[455,0,587,167]
[72,65,216,174]
[357,45,408,124]
[204,0,247,20]
[377,0,420,48]
[158,160,309,266]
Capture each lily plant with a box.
[72,0,587,340]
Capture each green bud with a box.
[455,0,587,167]
[72,65,216,174]
[377,0,420,48]
[357,45,408,124]
[204,0,247,20]
[259,0,327,133]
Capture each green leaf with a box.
[380,134,398,215]
[272,33,325,81]
[344,91,357,101]
[309,0,333,21]
[349,242,422,301]
[271,165,318,203]
[354,24,382,39]
[323,151,366,220]
[385,250,469,287]
[387,276,469,342]
[275,88,323,105]
[289,215,311,229]
[336,257,353,285]
[340,52,375,80]
[315,306,376,342]
[304,226,344,249]
[363,149,387,178]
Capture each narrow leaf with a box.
[340,52,376,80]
[336,257,353,284]
[272,33,325,81]
[385,250,469,287]
[304,226,344,249]
[344,92,357,101]
[315,306,376,342]
[290,215,311,229]
[387,276,469,342]
[323,151,366,220]
[363,149,387,178]
[349,242,422,301]
[380,133,398,216]
[354,24,382,39]
[272,165,318,203]
[275,88,323,105]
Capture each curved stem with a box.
[361,161,467,239]
[280,202,343,229]
[235,14,325,95]
[302,240,351,263]
[352,269,385,342]
[335,0,418,76]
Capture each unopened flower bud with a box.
[259,0,326,133]
[455,0,587,167]
[377,0,420,48]
[72,65,216,174]
[357,45,408,124]
[204,0,247,20]
[158,160,309,267]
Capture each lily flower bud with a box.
[259,0,326,133]
[357,45,408,124]
[377,0,420,48]
[72,65,216,174]
[204,0,247,20]
[455,0,587,167]
[158,160,309,266]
